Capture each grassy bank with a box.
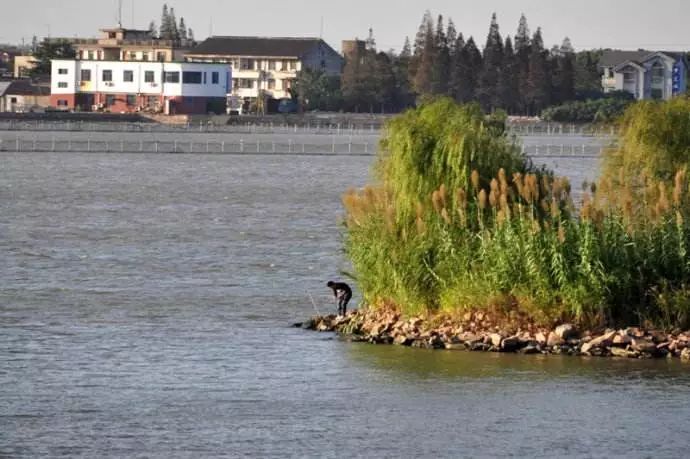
[342,98,690,329]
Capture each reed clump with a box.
[342,98,690,329]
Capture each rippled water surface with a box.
[2,151,689,458]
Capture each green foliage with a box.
[294,68,343,112]
[343,98,690,329]
[30,39,75,75]
[541,95,634,123]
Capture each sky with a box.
[1,0,689,53]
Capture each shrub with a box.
[342,98,690,329]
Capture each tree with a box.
[448,32,465,101]
[30,39,75,75]
[295,68,343,111]
[498,36,518,113]
[159,4,171,39]
[452,36,482,103]
[431,15,450,95]
[148,21,158,39]
[477,13,504,111]
[553,38,576,103]
[168,8,180,41]
[365,27,376,52]
[393,37,414,109]
[575,50,603,97]
[514,14,531,114]
[31,35,38,53]
[179,17,187,40]
[188,28,195,42]
[410,11,435,97]
[372,52,397,112]
[526,28,551,114]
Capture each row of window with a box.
[233,78,293,90]
[66,68,221,85]
[78,50,168,62]
[191,57,298,72]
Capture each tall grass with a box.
[343,98,690,329]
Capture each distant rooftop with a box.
[189,36,330,58]
[599,49,687,68]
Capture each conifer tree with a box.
[455,36,482,103]
[395,37,414,108]
[408,11,432,90]
[412,13,435,96]
[188,28,195,42]
[179,17,187,40]
[477,13,504,111]
[514,14,531,114]
[526,28,550,114]
[159,4,171,39]
[168,8,180,41]
[498,36,518,113]
[431,15,450,95]
[448,32,466,101]
[148,21,158,39]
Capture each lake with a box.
[1,149,689,458]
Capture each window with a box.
[144,71,155,83]
[102,69,113,82]
[240,58,254,70]
[105,95,115,106]
[651,88,663,100]
[281,60,288,71]
[126,94,136,106]
[123,70,134,82]
[58,68,68,75]
[283,79,292,90]
[268,79,275,89]
[80,69,91,81]
[57,99,68,107]
[88,51,95,60]
[146,95,158,107]
[623,71,636,84]
[182,71,202,84]
[203,72,207,84]
[289,60,297,71]
[142,53,149,61]
[240,79,253,89]
[163,71,180,83]
[233,78,239,89]
[157,52,166,62]
[212,71,219,84]
[268,60,276,70]
[10,97,17,103]
[57,82,68,88]
[651,62,665,86]
[128,52,136,60]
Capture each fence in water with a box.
[0,137,605,158]
[0,119,616,137]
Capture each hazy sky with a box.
[2,0,689,52]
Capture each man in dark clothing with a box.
[327,281,352,316]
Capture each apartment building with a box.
[50,59,230,114]
[185,36,343,106]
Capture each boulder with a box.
[500,336,520,352]
[681,348,690,361]
[631,338,657,354]
[547,332,565,347]
[581,330,617,354]
[458,332,482,344]
[610,347,638,359]
[394,335,414,346]
[613,333,632,346]
[490,333,504,347]
[521,344,541,354]
[535,332,548,345]
[555,324,578,340]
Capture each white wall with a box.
[51,60,231,97]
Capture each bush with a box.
[342,98,690,329]
[542,96,634,123]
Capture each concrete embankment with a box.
[297,308,690,360]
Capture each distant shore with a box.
[298,308,690,361]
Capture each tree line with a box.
[298,12,603,115]
[148,3,195,42]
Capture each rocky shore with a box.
[296,308,690,360]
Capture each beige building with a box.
[13,55,38,78]
[0,80,50,112]
[62,27,192,63]
[185,36,343,108]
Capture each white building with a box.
[600,50,688,100]
[50,59,231,114]
[185,36,343,111]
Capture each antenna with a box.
[117,0,123,27]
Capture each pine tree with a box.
[514,14,531,114]
[477,13,504,111]
[575,50,603,96]
[431,14,450,95]
[148,21,158,39]
[409,11,434,97]
[448,32,465,101]
[498,36,518,113]
[446,19,457,59]
[179,17,187,41]
[168,8,180,41]
[526,28,550,114]
[373,51,397,112]
[553,37,576,103]
[159,4,171,39]
[453,36,482,103]
[395,37,414,109]
[188,28,195,42]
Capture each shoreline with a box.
[297,308,690,361]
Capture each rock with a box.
[501,336,520,352]
[625,327,645,338]
[469,342,490,352]
[681,348,690,361]
[444,343,466,351]
[580,330,617,354]
[610,347,638,358]
[535,332,548,345]
[547,332,565,347]
[394,335,414,346]
[458,332,482,344]
[631,338,657,354]
[555,324,578,340]
[429,336,445,349]
[613,333,632,346]
[490,333,504,347]
[521,344,541,354]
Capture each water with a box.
[2,150,689,458]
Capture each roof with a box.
[600,50,687,68]
[599,50,651,68]
[0,80,50,96]
[189,36,331,58]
